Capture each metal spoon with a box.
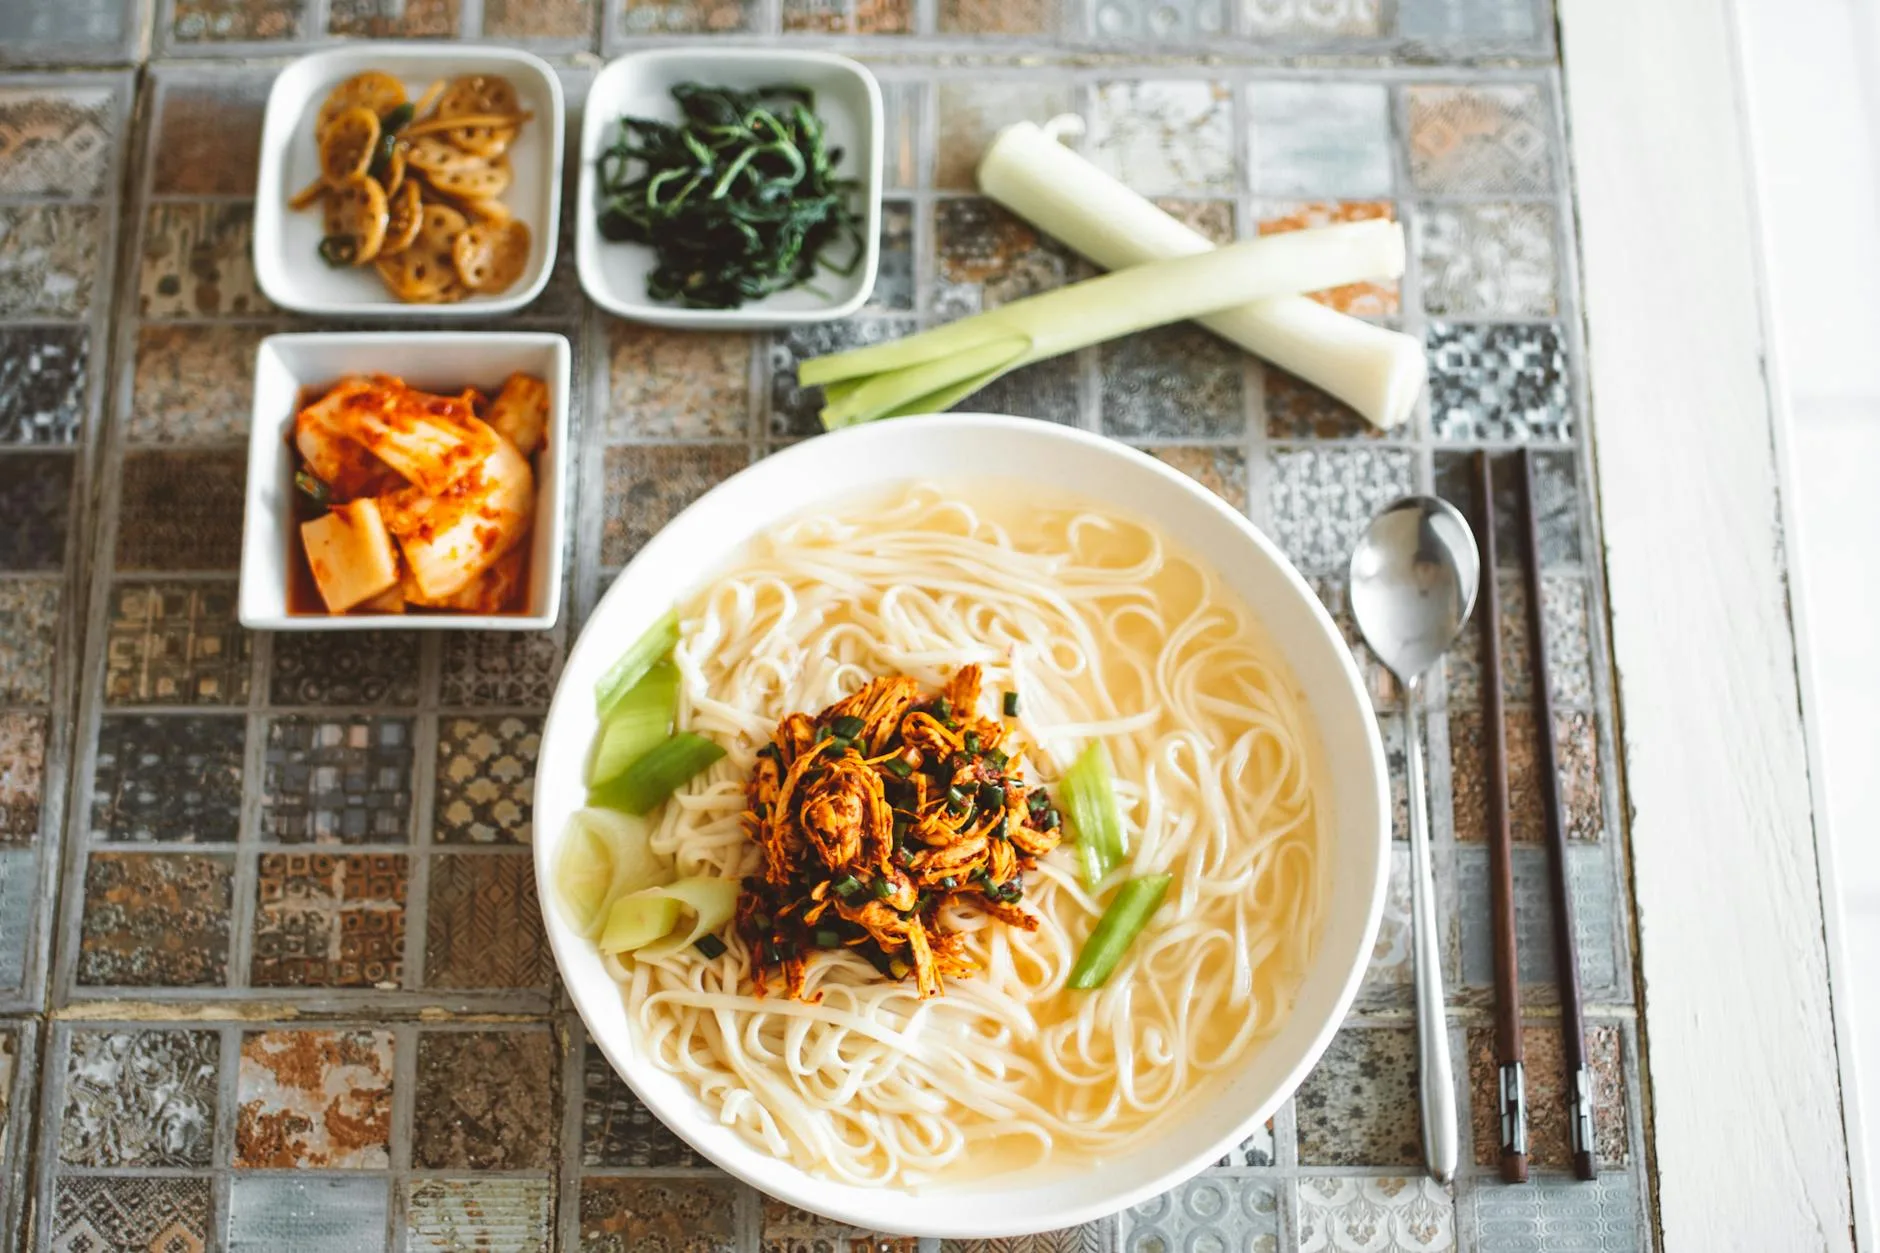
[1347,495,1480,1186]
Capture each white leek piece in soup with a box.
[555,482,1328,1187]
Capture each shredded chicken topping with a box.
[736,665,1064,999]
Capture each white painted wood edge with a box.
[1558,0,1855,1248]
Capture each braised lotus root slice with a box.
[452,218,531,292]
[319,106,380,186]
[405,136,482,174]
[321,175,389,265]
[438,74,520,121]
[424,155,511,201]
[379,179,424,256]
[416,202,470,251]
[375,242,457,302]
[459,197,510,224]
[317,71,406,139]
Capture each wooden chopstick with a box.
[1515,447,1598,1182]
[1473,451,1528,1184]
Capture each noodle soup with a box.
[590,480,1326,1187]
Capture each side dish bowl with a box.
[253,44,565,317]
[534,416,1388,1238]
[239,331,570,631]
[575,48,883,329]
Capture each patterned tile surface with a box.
[1,12,1650,1253]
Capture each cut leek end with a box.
[595,608,680,721]
[598,876,741,960]
[590,731,727,816]
[553,808,672,939]
[1062,740,1126,891]
[586,659,681,787]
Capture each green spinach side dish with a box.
[597,82,864,310]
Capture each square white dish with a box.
[240,332,571,631]
[253,45,565,318]
[576,49,882,329]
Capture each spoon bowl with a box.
[1348,496,1481,686]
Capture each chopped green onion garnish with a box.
[872,877,894,900]
[831,874,863,899]
[977,782,1005,811]
[831,715,864,739]
[946,786,967,811]
[294,469,330,510]
[595,608,679,721]
[380,101,415,132]
[963,730,980,755]
[1004,691,1019,716]
[939,876,957,890]
[589,732,725,816]
[1061,741,1125,890]
[933,697,952,720]
[693,934,727,960]
[883,757,914,779]
[983,748,1008,769]
[1067,873,1172,989]
[813,928,840,948]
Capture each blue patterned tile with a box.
[0,326,87,444]
[1468,1170,1639,1251]
[228,1176,390,1253]
[1459,844,1620,998]
[1399,0,1539,41]
[0,849,32,990]
[1427,323,1570,442]
[1123,1177,1277,1253]
[1247,82,1392,198]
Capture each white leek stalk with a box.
[977,120,1426,429]
[802,219,1405,429]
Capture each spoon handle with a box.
[1404,690,1459,1183]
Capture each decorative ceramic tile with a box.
[328,0,460,36]
[1444,572,1592,710]
[0,578,59,705]
[152,76,270,196]
[1295,1026,1420,1166]
[1399,0,1538,41]
[0,204,101,318]
[252,852,408,988]
[270,631,421,707]
[783,0,911,32]
[227,1175,391,1252]
[1468,1022,1627,1170]
[129,325,264,445]
[424,854,552,989]
[601,444,750,567]
[943,1228,1112,1253]
[1148,446,1248,513]
[582,1039,707,1166]
[115,449,246,572]
[1458,845,1620,996]
[1297,1177,1455,1253]
[877,82,920,191]
[104,581,249,706]
[171,0,305,41]
[408,1178,552,1252]
[139,202,273,319]
[486,0,594,37]
[1406,84,1552,196]
[935,82,1074,190]
[236,1029,393,1168]
[435,715,540,844]
[770,318,918,438]
[0,0,133,58]
[77,852,233,986]
[607,323,751,441]
[1154,197,1236,244]
[1433,448,1582,569]
[1245,0,1380,33]
[871,199,916,312]
[1262,364,1380,440]
[1307,573,1393,709]
[0,454,72,571]
[1469,1171,1640,1251]
[1124,1178,1278,1253]
[1358,848,1420,1003]
[440,630,563,707]
[260,716,414,844]
[580,1178,738,1252]
[0,849,31,988]
[934,198,1082,319]
[1091,0,1227,41]
[1449,706,1603,846]
[1247,82,1391,198]
[50,1177,214,1253]
[1086,81,1234,195]
[969,357,1083,427]
[1265,446,1416,573]
[0,711,45,845]
[412,1029,556,1170]
[1427,322,1569,442]
[1214,1118,1276,1168]
[1416,202,1557,318]
[0,325,87,444]
[620,0,754,35]
[1255,201,1400,315]
[59,1028,220,1166]
[1099,325,1246,440]
[0,86,115,197]
[761,1198,917,1253]
[939,0,1059,34]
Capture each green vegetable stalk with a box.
[1068,873,1173,989]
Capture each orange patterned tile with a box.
[1255,200,1399,315]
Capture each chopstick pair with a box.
[1469,449,1597,1184]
